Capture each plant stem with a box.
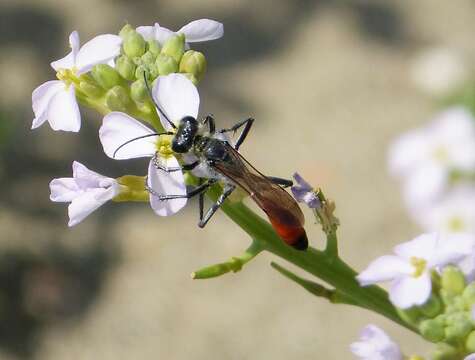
[216,194,417,333]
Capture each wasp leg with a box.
[202,114,216,134]
[267,176,293,188]
[198,184,236,228]
[148,179,216,200]
[152,155,199,173]
[218,118,254,150]
[198,178,205,221]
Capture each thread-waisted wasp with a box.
[114,74,308,250]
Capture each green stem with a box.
[215,192,416,333]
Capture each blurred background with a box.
[1,0,474,358]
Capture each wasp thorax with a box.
[171,116,199,153]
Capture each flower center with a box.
[410,257,427,278]
[56,68,79,88]
[156,135,174,158]
[432,145,449,163]
[447,216,465,232]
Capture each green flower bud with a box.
[155,54,178,75]
[105,86,132,112]
[466,330,475,353]
[179,50,207,82]
[130,79,148,103]
[147,40,161,56]
[396,306,422,327]
[91,64,122,90]
[119,24,134,40]
[116,55,136,81]
[141,51,156,67]
[183,73,198,85]
[442,266,466,296]
[463,283,475,305]
[445,312,472,343]
[431,343,459,360]
[123,31,146,58]
[408,356,425,360]
[114,175,149,202]
[419,318,445,342]
[161,33,185,63]
[420,295,443,318]
[135,65,150,81]
[77,73,103,98]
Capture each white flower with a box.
[32,31,122,132]
[357,233,474,308]
[350,325,402,360]
[466,355,475,360]
[99,73,199,216]
[411,47,468,96]
[136,19,223,46]
[411,186,475,234]
[388,107,475,208]
[50,161,121,226]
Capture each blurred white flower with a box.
[350,325,402,360]
[411,186,475,234]
[99,73,200,216]
[32,31,122,132]
[50,161,121,226]
[411,47,468,96]
[137,19,223,46]
[465,354,475,360]
[388,107,475,208]
[357,233,474,308]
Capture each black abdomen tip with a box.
[291,232,308,251]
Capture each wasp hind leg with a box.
[149,179,216,201]
[198,184,236,228]
[267,176,293,188]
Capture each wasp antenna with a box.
[113,132,172,158]
[143,74,177,130]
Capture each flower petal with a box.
[153,74,200,129]
[387,129,428,178]
[67,188,112,227]
[178,19,224,42]
[465,354,475,360]
[31,80,64,129]
[389,272,431,309]
[402,164,447,210]
[357,255,413,286]
[46,85,81,132]
[393,233,438,261]
[49,177,80,202]
[148,157,187,216]
[99,112,157,159]
[51,31,80,70]
[75,34,122,74]
[350,325,402,360]
[154,25,175,45]
[431,232,475,267]
[72,161,111,189]
[136,24,156,41]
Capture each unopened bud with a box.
[91,64,122,90]
[396,306,422,327]
[130,79,148,103]
[419,318,445,342]
[77,73,104,98]
[147,40,161,56]
[179,50,206,82]
[442,266,466,296]
[155,54,178,75]
[119,24,134,40]
[463,283,475,305]
[141,51,156,67]
[431,343,459,360]
[116,55,136,81]
[183,73,198,85]
[161,34,185,63]
[420,294,443,318]
[445,312,473,340]
[105,85,132,112]
[466,330,475,353]
[135,65,150,81]
[123,31,146,58]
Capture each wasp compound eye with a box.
[172,116,199,153]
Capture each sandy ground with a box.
[2,0,475,358]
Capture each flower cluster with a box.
[31,19,223,226]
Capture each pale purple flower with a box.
[350,325,402,360]
[357,233,474,309]
[388,107,475,209]
[50,161,121,226]
[32,31,122,132]
[99,73,200,216]
[136,19,223,47]
[291,172,320,208]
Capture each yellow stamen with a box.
[433,145,449,163]
[447,216,465,232]
[156,135,174,158]
[410,257,427,278]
